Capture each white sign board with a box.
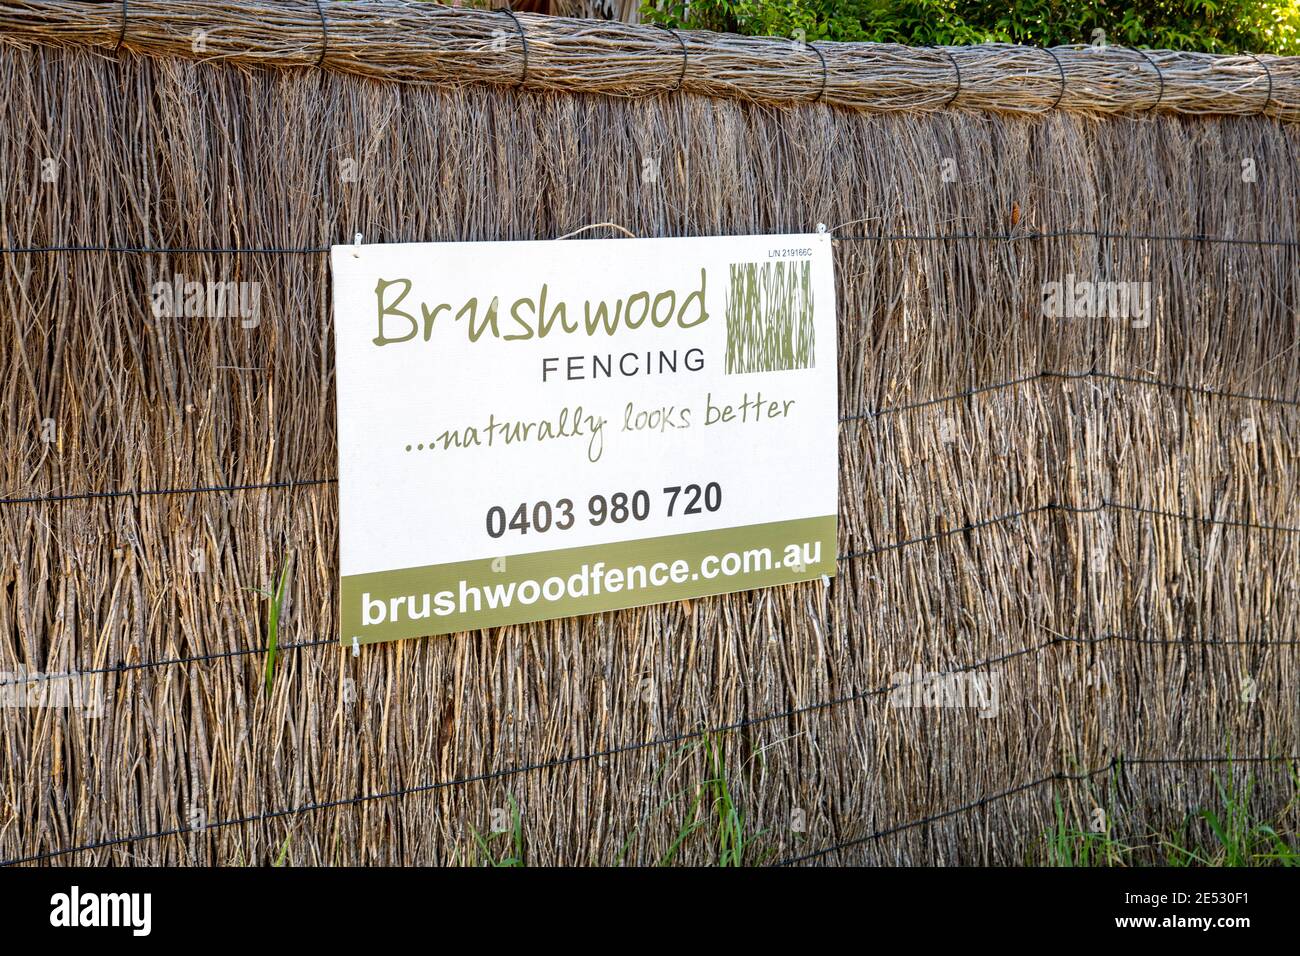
[331,233,837,645]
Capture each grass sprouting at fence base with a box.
[1041,761,1300,867]
[463,794,526,868]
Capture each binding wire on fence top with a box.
[0,0,1296,121]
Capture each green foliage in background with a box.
[642,1,1300,54]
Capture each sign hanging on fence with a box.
[331,233,838,646]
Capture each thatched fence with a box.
[2,0,1300,119]
[1,1,1298,866]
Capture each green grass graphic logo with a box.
[724,260,814,374]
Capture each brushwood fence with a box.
[1,1,1299,866]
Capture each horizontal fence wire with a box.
[0,244,329,254]
[2,229,1300,256]
[4,496,1300,691]
[0,637,337,689]
[832,230,1300,246]
[0,476,336,507]
[775,754,1300,866]
[3,368,1298,509]
[840,368,1300,421]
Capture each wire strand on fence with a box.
[1108,500,1300,535]
[4,487,1300,690]
[114,0,128,53]
[932,46,962,108]
[839,368,1300,422]
[1,227,1299,256]
[1129,46,1165,113]
[809,41,828,104]
[0,244,331,254]
[5,622,1297,692]
[775,754,1300,865]
[1042,46,1067,112]
[835,504,1046,562]
[6,513,1300,691]
[498,7,528,89]
[779,771,1071,865]
[3,368,1297,509]
[0,476,336,507]
[0,637,335,689]
[1246,51,1275,116]
[831,228,1300,247]
[312,0,328,69]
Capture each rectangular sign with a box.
[331,233,838,645]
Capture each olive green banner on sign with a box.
[340,514,837,645]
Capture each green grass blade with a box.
[263,555,289,696]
